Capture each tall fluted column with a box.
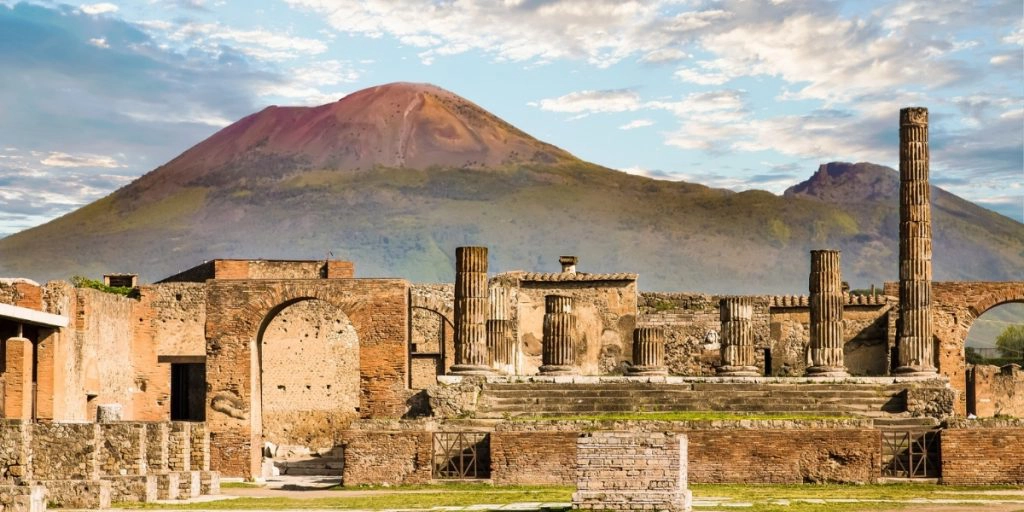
[807,250,849,377]
[718,297,759,376]
[452,246,492,375]
[487,286,515,374]
[896,107,937,375]
[627,326,668,376]
[540,295,577,375]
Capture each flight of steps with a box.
[272,446,344,476]
[477,381,924,419]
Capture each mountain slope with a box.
[0,84,1021,293]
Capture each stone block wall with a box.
[941,425,1024,485]
[340,430,432,486]
[490,431,577,485]
[30,422,100,480]
[190,423,210,471]
[968,364,1024,417]
[0,420,30,484]
[145,422,169,472]
[169,422,192,471]
[99,423,147,476]
[573,431,690,512]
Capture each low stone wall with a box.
[0,420,217,506]
[0,484,45,512]
[940,423,1024,485]
[341,430,433,486]
[491,431,577,485]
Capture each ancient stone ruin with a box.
[0,107,1021,509]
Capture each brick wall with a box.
[204,278,409,478]
[491,431,578,485]
[341,430,432,486]
[941,427,1024,485]
[169,422,192,471]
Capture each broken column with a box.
[628,326,668,376]
[896,107,937,375]
[540,295,576,375]
[487,286,515,374]
[717,297,759,376]
[451,246,492,375]
[807,250,849,377]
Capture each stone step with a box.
[277,466,343,476]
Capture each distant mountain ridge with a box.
[0,83,1021,293]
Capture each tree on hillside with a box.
[996,324,1024,360]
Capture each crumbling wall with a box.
[511,281,637,375]
[31,422,101,480]
[75,289,137,420]
[490,430,577,485]
[640,293,769,376]
[410,284,454,388]
[969,364,1024,417]
[260,298,360,451]
[0,420,30,483]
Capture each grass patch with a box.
[218,482,264,489]
[115,486,572,510]
[512,411,852,422]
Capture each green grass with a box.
[218,482,264,489]
[511,411,854,422]
[114,483,1024,511]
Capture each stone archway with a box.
[204,278,409,478]
[932,281,1024,415]
[258,298,359,455]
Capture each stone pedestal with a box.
[807,250,849,377]
[539,295,576,375]
[573,431,691,512]
[628,326,668,376]
[97,404,123,423]
[451,246,492,375]
[895,107,937,376]
[717,297,759,376]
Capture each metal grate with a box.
[881,429,940,478]
[432,432,490,479]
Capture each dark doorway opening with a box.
[763,349,772,376]
[170,362,206,421]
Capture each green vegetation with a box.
[218,482,264,489]
[996,324,1024,359]
[116,482,1023,512]
[70,276,139,298]
[511,411,851,422]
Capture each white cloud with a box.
[535,89,642,114]
[150,21,328,61]
[674,66,730,85]
[80,3,118,15]
[619,119,654,130]
[39,152,124,168]
[88,37,109,48]
[255,60,360,105]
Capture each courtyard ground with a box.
[96,476,1024,512]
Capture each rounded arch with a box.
[257,297,360,453]
[969,295,1024,320]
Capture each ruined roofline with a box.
[491,271,638,284]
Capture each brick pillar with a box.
[807,250,849,377]
[717,297,758,376]
[487,286,515,374]
[540,295,576,375]
[4,335,34,419]
[628,326,668,376]
[896,107,937,376]
[451,246,492,374]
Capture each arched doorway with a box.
[258,298,359,474]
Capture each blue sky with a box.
[0,0,1021,236]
